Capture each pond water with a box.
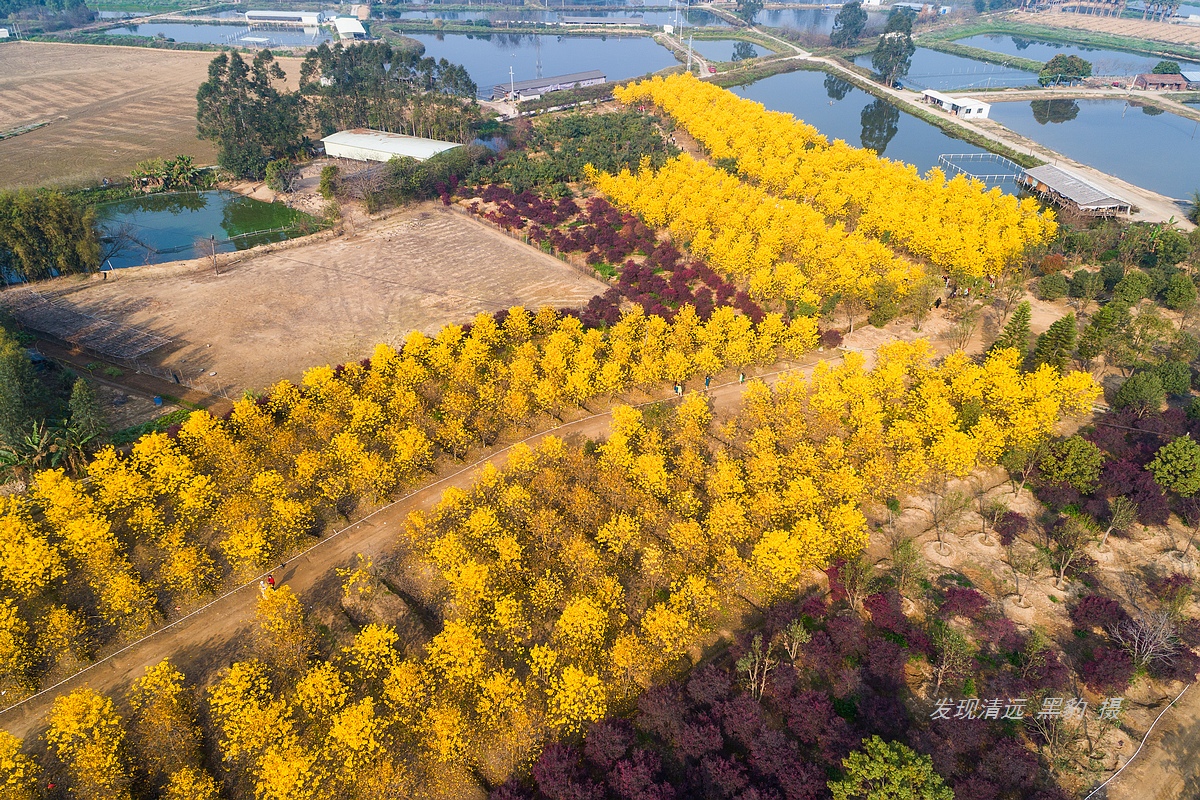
[104,22,333,46]
[730,69,999,175]
[988,99,1200,201]
[403,32,678,92]
[854,47,1037,91]
[955,33,1200,75]
[95,191,313,269]
[387,8,730,26]
[754,6,887,34]
[686,37,767,62]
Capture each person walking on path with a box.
[266,574,276,590]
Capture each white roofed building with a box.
[491,69,606,101]
[921,89,990,119]
[246,10,322,25]
[334,17,367,40]
[1018,165,1131,217]
[321,130,461,162]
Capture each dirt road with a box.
[1105,683,1200,800]
[0,362,810,740]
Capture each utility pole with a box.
[687,32,693,72]
[509,65,514,98]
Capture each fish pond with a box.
[854,47,1038,91]
[955,33,1200,75]
[731,69,1002,175]
[95,191,315,269]
[401,32,678,92]
[754,6,888,33]
[386,8,729,26]
[987,99,1200,201]
[103,22,333,46]
[686,37,768,62]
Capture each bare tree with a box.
[195,235,219,275]
[98,221,145,267]
[833,553,877,611]
[776,619,811,662]
[1007,542,1043,607]
[1045,514,1096,590]
[997,267,1030,323]
[1109,611,1179,670]
[889,536,924,597]
[736,634,778,700]
[931,623,972,694]
[949,299,981,352]
[928,488,970,556]
[1098,496,1138,550]
[978,482,1009,546]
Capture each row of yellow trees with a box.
[589,154,924,314]
[612,74,1057,281]
[0,343,1098,799]
[0,305,815,698]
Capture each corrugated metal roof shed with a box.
[503,70,606,93]
[1021,164,1130,211]
[321,129,461,162]
[334,17,367,37]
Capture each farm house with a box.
[320,129,461,163]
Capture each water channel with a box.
[956,33,1200,75]
[95,191,314,269]
[987,99,1200,201]
[401,32,678,92]
[854,47,1038,91]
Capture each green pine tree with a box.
[991,301,1032,357]
[68,377,106,442]
[1032,312,1077,371]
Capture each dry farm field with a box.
[4,204,607,393]
[1031,9,1200,48]
[0,42,302,189]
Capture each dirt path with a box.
[0,362,814,740]
[1105,683,1200,799]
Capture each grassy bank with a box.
[923,17,1200,62]
[709,55,818,87]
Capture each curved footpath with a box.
[0,363,811,740]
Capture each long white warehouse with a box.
[246,10,322,25]
[321,129,462,162]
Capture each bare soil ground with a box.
[4,203,607,395]
[1029,9,1200,48]
[0,42,303,189]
